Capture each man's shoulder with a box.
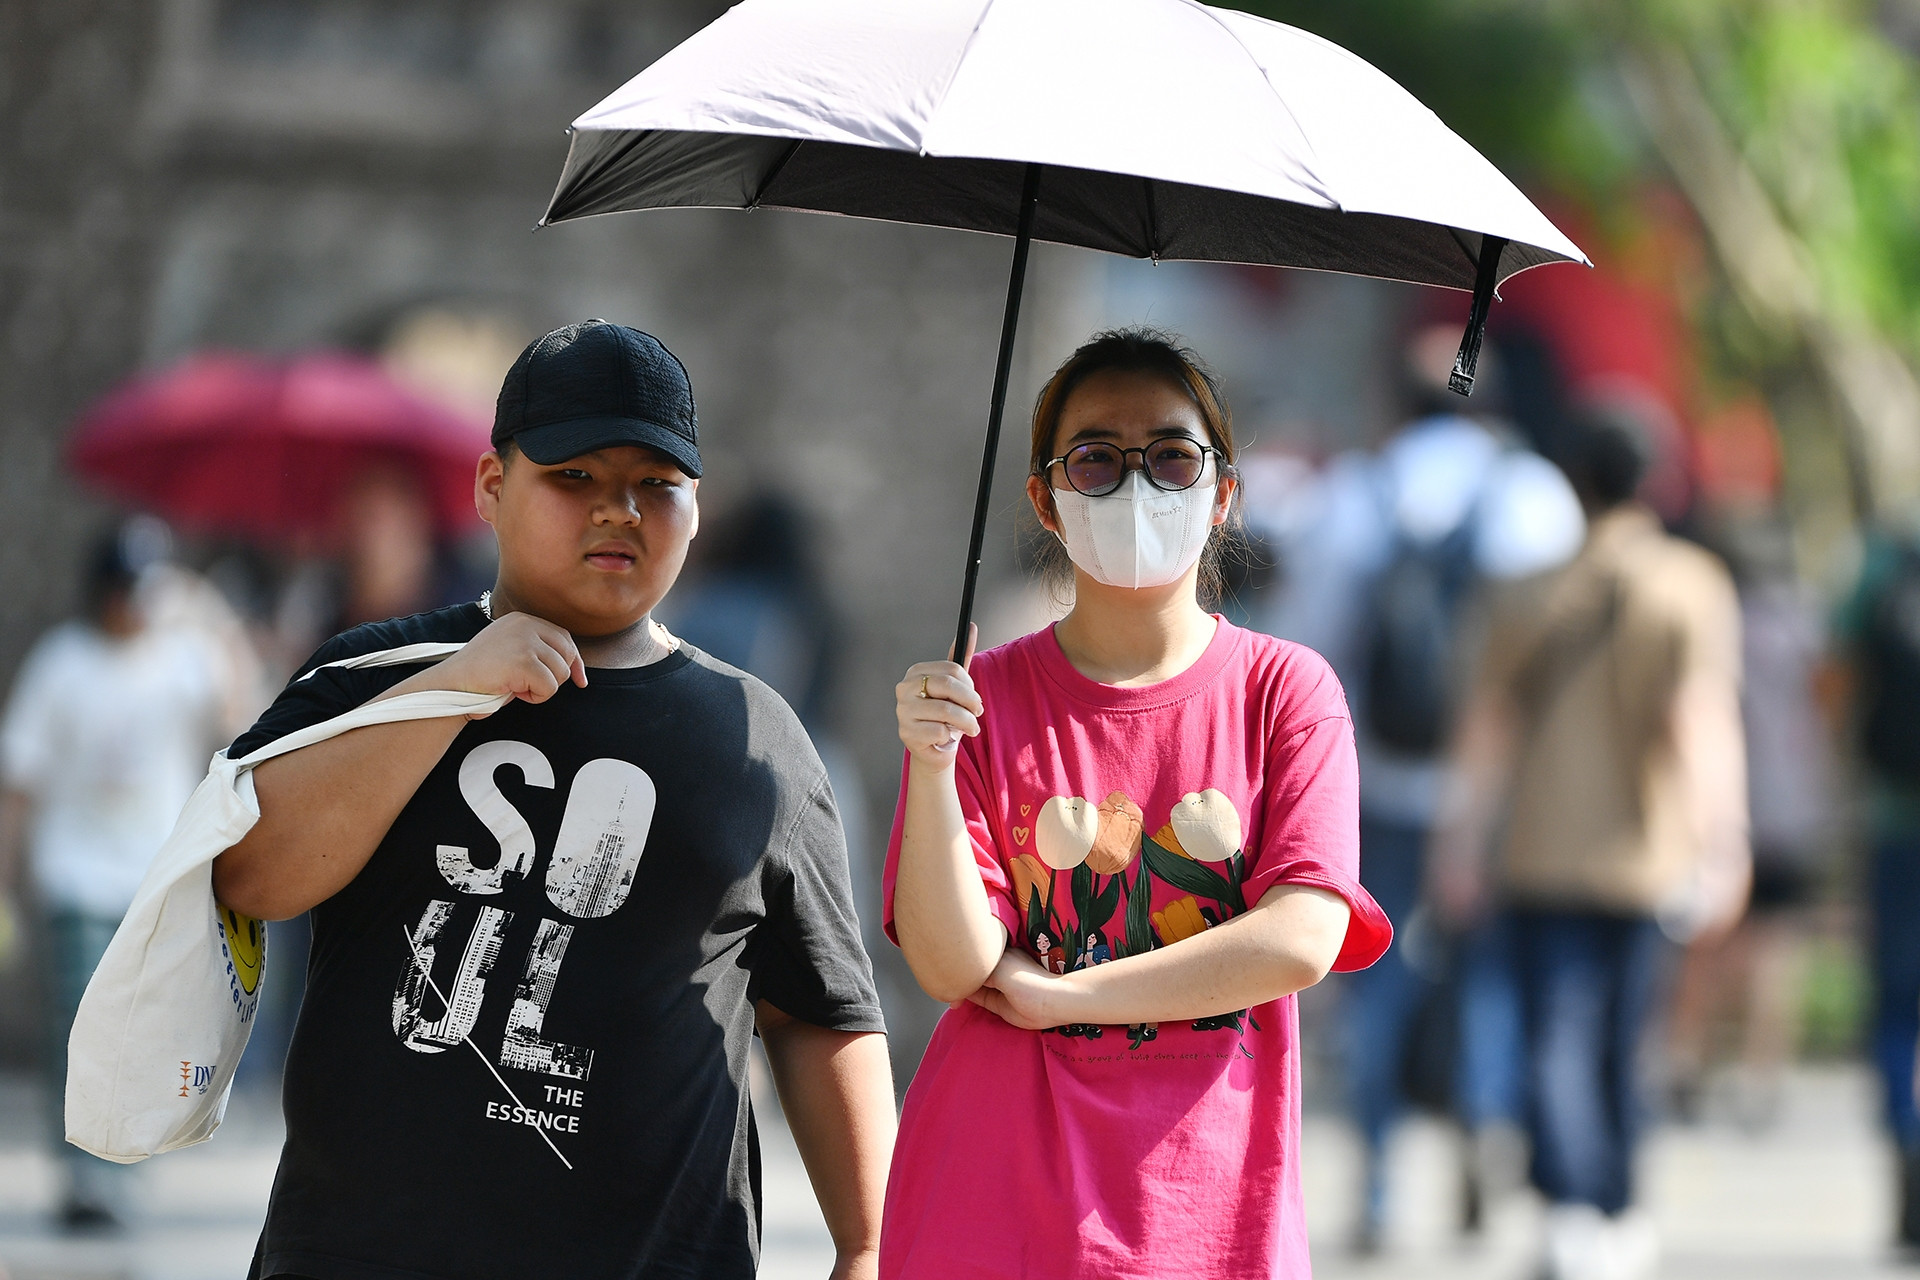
[675,640,817,740]
[659,648,836,828]
[231,603,485,758]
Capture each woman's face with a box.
[1026,368,1236,537]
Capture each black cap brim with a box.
[508,415,702,478]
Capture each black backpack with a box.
[1862,543,1920,783]
[1362,497,1484,757]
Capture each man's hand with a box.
[1427,838,1489,928]
[400,612,586,717]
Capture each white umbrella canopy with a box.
[540,0,1588,656]
[545,0,1585,288]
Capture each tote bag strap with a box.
[295,640,468,680]
[233,642,507,771]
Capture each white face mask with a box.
[1050,466,1223,589]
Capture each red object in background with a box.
[69,352,491,540]
[1694,395,1783,506]
[1415,193,1702,426]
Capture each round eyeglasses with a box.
[1042,438,1218,497]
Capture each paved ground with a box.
[1,1062,1912,1278]
[1305,1064,1913,1279]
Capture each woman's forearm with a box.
[1021,884,1350,1026]
[891,760,1007,1003]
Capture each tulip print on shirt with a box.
[1014,787,1263,1050]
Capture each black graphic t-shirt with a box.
[233,603,885,1280]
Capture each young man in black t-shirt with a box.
[215,322,894,1280]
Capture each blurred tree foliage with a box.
[1242,0,1920,507]
[1247,0,1920,356]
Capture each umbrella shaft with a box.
[952,163,1043,665]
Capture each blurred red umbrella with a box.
[68,351,492,541]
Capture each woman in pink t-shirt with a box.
[883,329,1392,1280]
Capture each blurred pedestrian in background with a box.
[1257,322,1584,1250]
[272,460,495,665]
[663,491,877,956]
[1834,514,1920,1249]
[0,523,239,1231]
[1666,512,1836,1130]
[665,491,836,729]
[1434,402,1749,1280]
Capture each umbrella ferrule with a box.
[1449,235,1507,397]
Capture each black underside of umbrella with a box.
[543,128,1567,291]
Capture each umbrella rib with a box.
[1177,0,1334,202]
[1445,225,1481,273]
[750,139,805,209]
[919,0,1003,156]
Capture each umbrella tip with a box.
[1448,354,1478,397]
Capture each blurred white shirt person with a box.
[0,526,227,1230]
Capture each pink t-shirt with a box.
[880,619,1391,1280]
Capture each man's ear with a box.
[687,478,699,540]
[1026,474,1060,535]
[475,451,506,526]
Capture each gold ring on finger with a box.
[920,675,930,699]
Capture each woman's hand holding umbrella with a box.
[894,658,983,766]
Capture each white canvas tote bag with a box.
[66,642,506,1162]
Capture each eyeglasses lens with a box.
[1145,440,1204,490]
[1065,444,1123,494]
[1061,441,1209,495]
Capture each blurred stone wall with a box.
[1,0,165,678]
[0,0,172,1070]
[0,0,1109,1075]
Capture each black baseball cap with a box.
[493,320,701,477]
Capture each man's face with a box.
[475,444,698,637]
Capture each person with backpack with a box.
[1432,401,1748,1280]
[1835,520,1920,1249]
[1256,326,1584,1249]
